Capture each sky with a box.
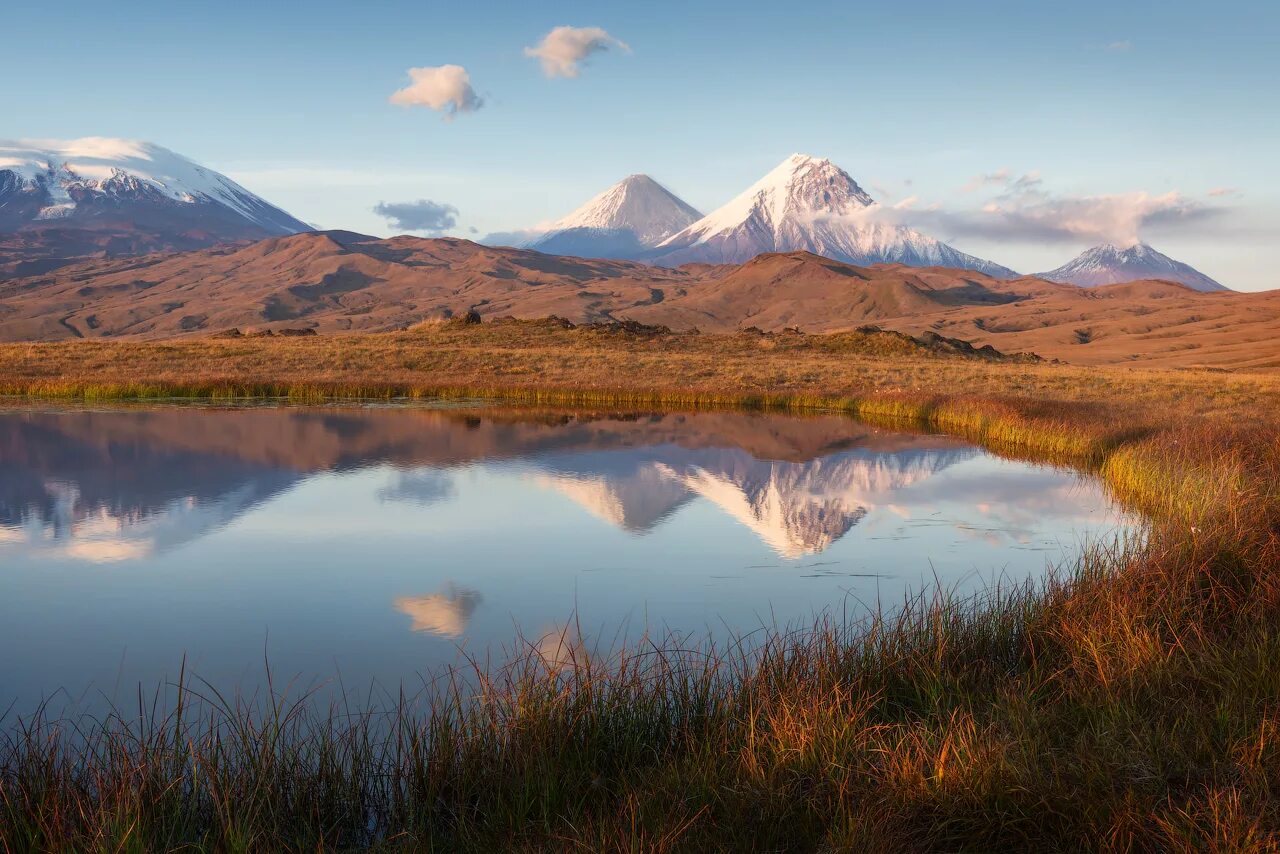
[2,0,1277,289]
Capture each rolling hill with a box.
[0,230,1276,369]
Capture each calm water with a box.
[0,404,1133,713]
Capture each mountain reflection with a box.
[533,446,974,556]
[0,406,976,562]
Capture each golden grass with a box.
[2,323,1278,417]
[3,322,1280,850]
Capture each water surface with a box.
[0,404,1132,713]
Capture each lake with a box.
[0,403,1133,715]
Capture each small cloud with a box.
[1207,187,1240,197]
[390,64,483,118]
[524,25,629,78]
[468,226,478,234]
[961,168,1010,193]
[373,200,459,234]
[1106,40,1134,52]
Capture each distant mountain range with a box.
[0,137,309,275]
[499,154,1017,277]
[0,136,1233,291]
[490,155,1230,291]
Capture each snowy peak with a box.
[1039,243,1228,292]
[653,154,1015,277]
[524,173,701,258]
[0,137,309,235]
[675,153,874,242]
[547,174,701,242]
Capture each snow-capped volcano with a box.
[0,138,307,233]
[0,138,309,271]
[652,154,1015,277]
[1038,243,1227,292]
[524,174,702,258]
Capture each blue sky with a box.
[3,0,1276,289]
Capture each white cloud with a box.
[389,64,483,118]
[524,26,629,78]
[1207,187,1240,197]
[1106,40,1134,52]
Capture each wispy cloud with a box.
[1207,187,1241,197]
[822,171,1231,247]
[389,64,483,118]
[960,168,1010,193]
[1105,40,1134,52]
[941,171,1224,245]
[524,26,629,78]
[962,188,1218,245]
[373,199,459,234]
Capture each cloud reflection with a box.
[395,584,484,638]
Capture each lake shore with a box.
[3,326,1280,850]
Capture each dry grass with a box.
[1,322,1278,417]
[3,322,1280,851]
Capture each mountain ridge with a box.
[2,231,1277,369]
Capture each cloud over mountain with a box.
[896,171,1227,247]
[389,64,483,118]
[373,199,459,234]
[524,26,629,78]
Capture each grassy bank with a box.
[3,328,1280,850]
[3,322,1279,415]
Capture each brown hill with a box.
[0,231,685,340]
[622,253,1025,331]
[0,232,1277,369]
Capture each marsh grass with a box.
[3,328,1280,850]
